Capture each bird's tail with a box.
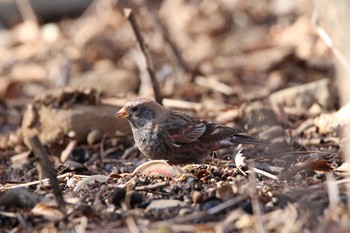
[233,134,267,145]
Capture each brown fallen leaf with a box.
[280,158,333,179]
[305,159,334,172]
[32,203,65,221]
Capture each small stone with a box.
[87,129,103,145]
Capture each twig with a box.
[311,11,350,72]
[101,97,202,111]
[121,144,140,160]
[142,2,191,75]
[207,195,246,215]
[120,176,137,190]
[2,174,88,190]
[253,168,279,180]
[195,76,235,96]
[346,176,350,212]
[124,8,163,105]
[60,140,77,163]
[71,0,117,47]
[322,175,340,231]
[249,167,266,233]
[30,136,66,213]
[163,98,202,111]
[142,1,206,84]
[326,175,340,210]
[135,181,169,191]
[121,202,140,233]
[99,133,108,159]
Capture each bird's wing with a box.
[165,112,243,144]
[200,121,264,145]
[198,121,242,141]
[165,112,207,143]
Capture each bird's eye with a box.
[130,106,139,112]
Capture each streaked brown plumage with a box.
[116,98,263,164]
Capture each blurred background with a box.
[0,0,332,104]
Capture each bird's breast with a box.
[132,127,170,158]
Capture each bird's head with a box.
[116,98,166,128]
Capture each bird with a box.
[116,98,264,164]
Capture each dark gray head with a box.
[115,98,167,128]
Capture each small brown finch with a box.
[116,98,263,164]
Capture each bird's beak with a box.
[115,107,128,118]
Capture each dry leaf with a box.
[32,203,64,220]
[73,175,109,192]
[280,159,332,179]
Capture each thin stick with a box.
[249,167,266,233]
[163,98,202,111]
[135,181,169,191]
[124,8,163,105]
[2,174,89,190]
[195,76,235,96]
[311,11,350,72]
[60,140,77,163]
[253,167,279,180]
[30,136,66,213]
[121,202,140,233]
[326,175,339,210]
[207,196,246,215]
[121,145,139,160]
[143,3,190,75]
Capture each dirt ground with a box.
[0,0,350,232]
